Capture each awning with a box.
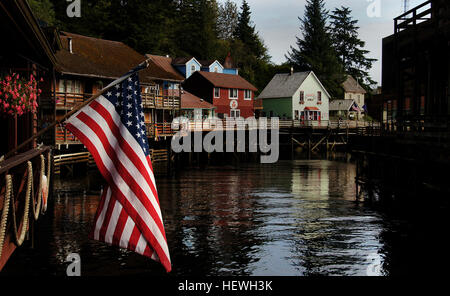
[304,107,320,111]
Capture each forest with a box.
[28,0,376,97]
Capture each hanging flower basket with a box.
[0,73,42,117]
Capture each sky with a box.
[222,0,427,86]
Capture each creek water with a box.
[2,159,447,276]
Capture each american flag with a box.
[66,64,171,272]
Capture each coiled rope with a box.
[10,161,32,247]
[0,175,12,260]
[0,151,51,260]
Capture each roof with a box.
[172,57,198,66]
[193,71,257,91]
[329,99,356,111]
[181,90,215,109]
[55,32,182,83]
[304,107,320,111]
[257,71,311,99]
[145,54,185,82]
[342,75,367,94]
[1,0,57,67]
[198,60,218,67]
[56,32,149,81]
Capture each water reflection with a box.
[3,160,392,276]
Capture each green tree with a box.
[217,0,239,40]
[175,0,220,59]
[330,6,377,90]
[227,0,270,91]
[233,0,268,61]
[286,0,345,98]
[28,0,56,26]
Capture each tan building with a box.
[342,75,366,118]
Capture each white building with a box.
[257,71,331,122]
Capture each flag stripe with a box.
[75,110,165,236]
[66,120,171,271]
[66,69,171,272]
[66,118,167,252]
[90,98,158,192]
[81,102,161,217]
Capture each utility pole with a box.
[402,0,410,13]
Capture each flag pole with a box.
[1,59,150,161]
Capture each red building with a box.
[182,71,257,119]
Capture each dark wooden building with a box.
[0,0,56,271]
[382,0,450,132]
[39,32,183,150]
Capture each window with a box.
[230,109,240,118]
[58,80,65,93]
[295,110,299,120]
[74,81,81,94]
[229,88,238,99]
[59,79,82,94]
[214,88,220,98]
[191,65,196,73]
[317,91,322,104]
[300,91,305,104]
[214,66,218,73]
[244,90,252,100]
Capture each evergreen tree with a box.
[217,0,239,40]
[330,6,377,90]
[176,0,219,59]
[233,0,267,60]
[28,0,56,26]
[286,0,344,98]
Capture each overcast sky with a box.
[222,0,427,86]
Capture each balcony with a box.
[141,90,181,110]
[55,92,92,110]
[146,122,175,138]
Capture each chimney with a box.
[68,37,73,54]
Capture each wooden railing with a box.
[146,122,175,137]
[150,149,168,163]
[173,119,381,132]
[141,93,180,110]
[53,152,92,175]
[0,147,51,270]
[394,0,432,33]
[44,91,181,111]
[54,92,92,110]
[56,124,81,145]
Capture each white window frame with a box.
[191,65,196,73]
[244,90,252,100]
[230,109,240,118]
[214,87,220,98]
[229,88,238,99]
